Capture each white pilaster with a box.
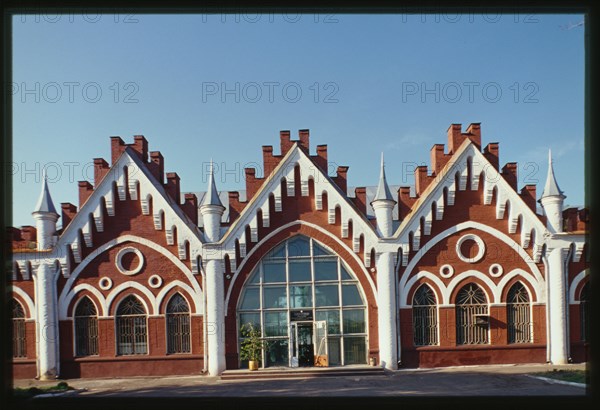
[547,247,568,364]
[205,257,226,375]
[36,262,59,380]
[376,251,398,370]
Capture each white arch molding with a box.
[400,267,544,308]
[108,283,153,316]
[224,220,376,316]
[156,280,202,314]
[398,221,545,307]
[8,286,37,320]
[58,235,203,319]
[569,269,589,304]
[60,284,109,318]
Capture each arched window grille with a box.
[412,285,438,346]
[11,299,26,358]
[166,293,191,354]
[580,282,590,342]
[456,284,488,345]
[507,282,532,343]
[74,297,99,356]
[116,295,148,355]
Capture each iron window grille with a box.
[412,285,438,346]
[11,299,26,358]
[74,297,99,356]
[166,293,191,354]
[507,282,532,344]
[456,284,489,345]
[116,295,148,355]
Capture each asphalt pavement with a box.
[10,362,589,397]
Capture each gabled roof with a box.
[57,146,203,246]
[393,137,547,240]
[219,141,378,245]
[33,174,59,216]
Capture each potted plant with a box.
[239,322,267,371]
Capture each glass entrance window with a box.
[237,235,368,367]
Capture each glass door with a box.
[313,320,328,367]
[289,322,298,367]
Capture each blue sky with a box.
[12,12,585,228]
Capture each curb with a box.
[32,388,87,399]
[526,375,587,389]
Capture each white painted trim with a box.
[60,284,108,318]
[401,271,448,307]
[439,264,454,278]
[218,145,378,256]
[496,269,541,302]
[224,220,376,316]
[455,233,486,263]
[58,235,202,320]
[155,280,203,314]
[398,221,545,301]
[98,277,113,291]
[106,281,154,315]
[400,268,543,308]
[489,263,503,278]
[8,286,36,320]
[446,270,495,303]
[390,142,547,261]
[148,275,163,289]
[569,269,589,304]
[115,246,144,275]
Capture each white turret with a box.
[370,153,396,237]
[200,160,225,243]
[31,173,60,250]
[539,149,565,233]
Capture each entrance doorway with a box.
[290,321,328,367]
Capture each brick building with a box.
[8,124,589,379]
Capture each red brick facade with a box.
[9,124,588,379]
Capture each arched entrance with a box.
[236,235,368,368]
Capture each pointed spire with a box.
[32,171,58,215]
[541,149,565,199]
[201,159,224,208]
[372,152,395,203]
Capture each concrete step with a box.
[221,366,385,380]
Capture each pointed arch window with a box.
[412,285,438,346]
[456,284,488,345]
[238,235,368,367]
[10,299,26,358]
[75,296,99,356]
[580,282,590,342]
[166,293,191,354]
[116,295,148,355]
[507,283,532,344]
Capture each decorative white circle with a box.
[455,234,486,264]
[116,247,144,276]
[98,277,113,290]
[148,274,163,289]
[439,264,454,278]
[489,263,504,278]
